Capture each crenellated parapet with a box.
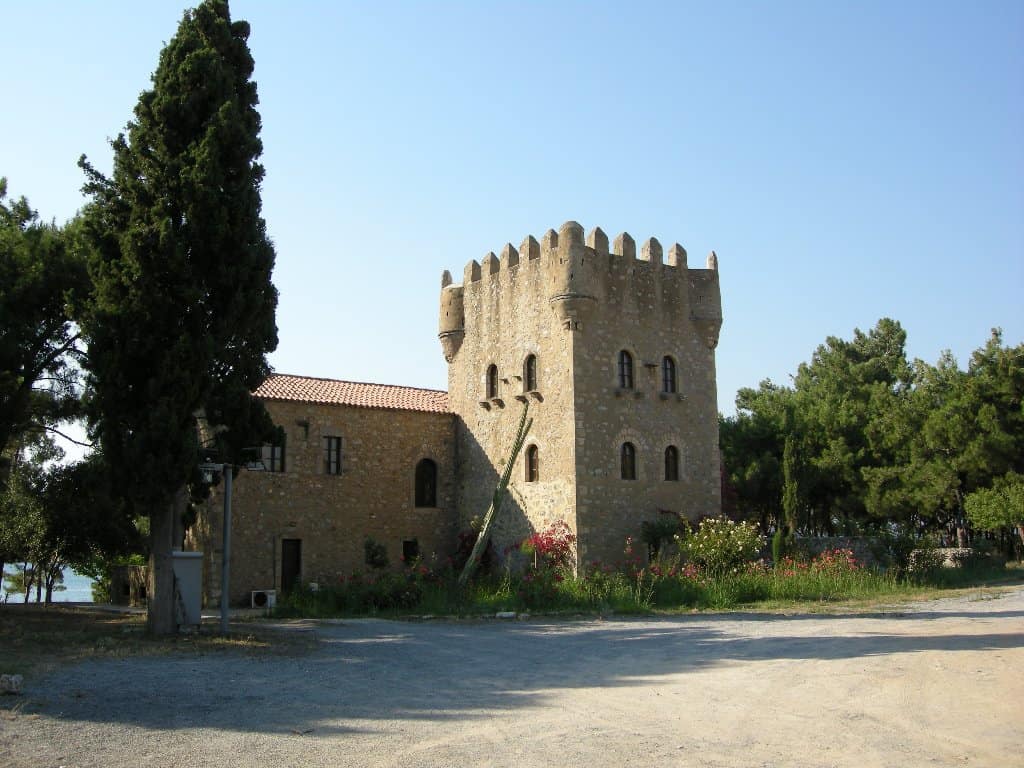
[438,221,722,358]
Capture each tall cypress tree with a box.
[79,0,278,635]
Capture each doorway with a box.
[281,538,301,593]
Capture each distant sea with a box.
[55,568,95,602]
[1,567,94,603]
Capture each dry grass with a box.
[0,604,317,679]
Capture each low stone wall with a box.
[794,536,881,568]
[110,565,148,606]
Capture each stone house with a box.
[191,221,722,606]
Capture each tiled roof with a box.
[255,374,449,414]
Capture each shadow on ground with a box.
[4,597,1022,738]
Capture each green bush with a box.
[676,517,765,575]
[363,537,389,570]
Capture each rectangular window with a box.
[324,436,342,475]
[261,441,285,472]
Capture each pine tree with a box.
[79,0,278,635]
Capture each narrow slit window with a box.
[525,445,539,482]
[486,364,499,399]
[662,356,677,394]
[524,354,538,392]
[618,350,634,389]
[621,442,637,480]
[664,445,680,481]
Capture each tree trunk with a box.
[44,560,57,604]
[22,563,34,603]
[147,486,186,636]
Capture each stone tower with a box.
[439,221,722,565]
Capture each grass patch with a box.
[0,604,316,679]
[273,558,1024,620]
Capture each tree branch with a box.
[42,425,94,448]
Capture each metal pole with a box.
[220,464,232,635]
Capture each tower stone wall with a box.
[440,232,579,550]
[440,220,722,565]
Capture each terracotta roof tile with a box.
[255,374,449,414]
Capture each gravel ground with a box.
[2,588,1023,768]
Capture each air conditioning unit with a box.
[251,589,277,608]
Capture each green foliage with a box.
[77,0,278,631]
[272,542,1020,619]
[0,179,87,484]
[722,321,1024,541]
[79,0,278,504]
[719,381,787,529]
[965,473,1024,533]
[363,537,389,570]
[676,517,765,575]
[0,449,138,602]
[770,527,787,564]
[640,514,684,559]
[875,525,918,576]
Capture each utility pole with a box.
[220,464,232,634]
[200,461,233,634]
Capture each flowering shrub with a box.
[520,520,577,572]
[810,548,860,575]
[517,521,577,608]
[676,517,765,575]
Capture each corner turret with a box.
[547,220,597,330]
[689,251,723,349]
[438,270,465,362]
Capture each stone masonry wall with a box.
[566,224,722,564]
[192,399,455,606]
[440,221,722,567]
[442,234,578,555]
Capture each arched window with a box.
[618,350,634,389]
[524,354,538,392]
[664,446,680,481]
[621,442,637,480]
[662,356,677,394]
[486,364,499,399]
[525,445,539,482]
[415,458,437,507]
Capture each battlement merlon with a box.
[438,222,723,354]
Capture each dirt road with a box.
[2,589,1022,767]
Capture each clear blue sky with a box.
[3,1,1022,416]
